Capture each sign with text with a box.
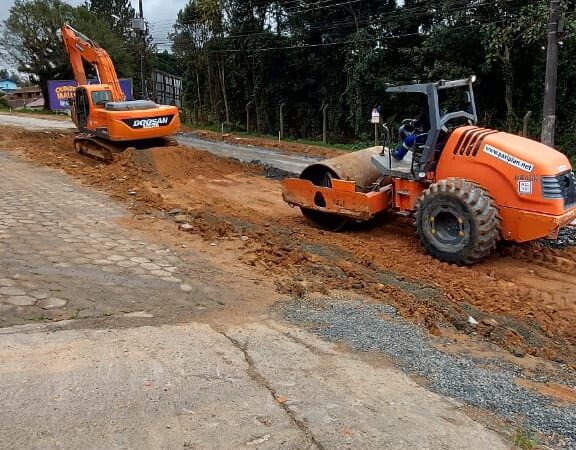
[47,79,133,111]
[371,108,380,124]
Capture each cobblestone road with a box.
[0,151,236,327]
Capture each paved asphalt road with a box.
[0,113,317,174]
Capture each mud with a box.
[2,126,575,370]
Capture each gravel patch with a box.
[280,298,576,448]
[542,225,576,248]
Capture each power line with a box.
[283,0,361,14]
[206,18,507,53]
[156,0,502,46]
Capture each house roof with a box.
[0,79,17,83]
[15,86,42,93]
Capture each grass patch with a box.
[185,122,372,152]
[513,429,539,450]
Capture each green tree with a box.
[2,0,132,108]
[85,0,135,40]
[86,0,157,98]
[167,0,576,155]
[0,91,8,108]
[480,0,548,130]
[0,69,20,83]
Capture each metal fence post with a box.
[246,100,253,133]
[321,104,328,143]
[280,102,286,141]
[523,111,533,137]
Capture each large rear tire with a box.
[415,178,500,265]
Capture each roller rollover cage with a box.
[282,147,392,231]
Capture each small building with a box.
[6,86,43,109]
[24,97,45,109]
[0,79,18,93]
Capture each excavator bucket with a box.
[282,147,392,230]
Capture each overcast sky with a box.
[0,0,183,51]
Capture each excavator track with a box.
[74,134,178,164]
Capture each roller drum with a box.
[299,146,383,192]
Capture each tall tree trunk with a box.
[195,65,202,122]
[218,56,230,124]
[252,55,260,133]
[347,2,359,32]
[206,55,215,120]
[502,44,515,132]
[39,73,50,111]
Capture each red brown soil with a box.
[188,128,344,159]
[2,125,575,370]
[515,378,576,406]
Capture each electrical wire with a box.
[205,18,508,53]
[150,0,503,49]
[152,0,499,41]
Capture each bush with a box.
[0,92,8,109]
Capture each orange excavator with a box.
[60,23,180,161]
[282,77,576,264]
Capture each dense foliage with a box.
[1,0,154,103]
[3,0,576,154]
[171,0,576,154]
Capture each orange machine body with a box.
[61,24,179,142]
[282,126,576,243]
[436,126,576,241]
[74,84,180,141]
[282,178,392,221]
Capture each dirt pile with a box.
[2,125,575,368]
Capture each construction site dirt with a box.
[2,125,575,378]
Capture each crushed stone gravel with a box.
[280,298,576,449]
[542,225,576,248]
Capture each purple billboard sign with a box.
[47,79,133,111]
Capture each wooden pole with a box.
[322,105,328,143]
[280,102,286,141]
[541,0,561,147]
[522,111,533,137]
[246,100,253,133]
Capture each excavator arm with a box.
[61,23,125,102]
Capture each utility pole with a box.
[139,0,147,100]
[131,2,147,100]
[541,0,561,147]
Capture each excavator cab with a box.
[72,87,89,129]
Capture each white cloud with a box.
[1,0,183,26]
[1,0,183,54]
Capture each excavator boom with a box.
[61,23,124,102]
